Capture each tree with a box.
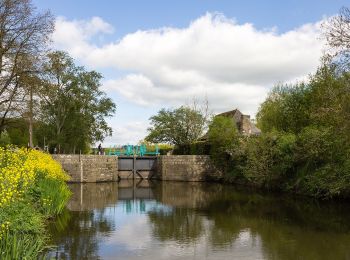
[208,116,238,153]
[39,51,116,153]
[323,6,350,70]
[251,62,350,197]
[256,83,310,134]
[0,0,53,133]
[146,106,207,146]
[207,115,241,177]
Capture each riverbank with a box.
[0,147,71,259]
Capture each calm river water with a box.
[47,181,350,259]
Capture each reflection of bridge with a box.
[118,179,155,200]
[67,180,156,211]
[118,156,158,180]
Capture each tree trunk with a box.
[28,85,34,148]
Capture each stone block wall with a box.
[53,155,118,182]
[53,154,221,183]
[157,155,222,181]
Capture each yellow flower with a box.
[0,147,70,208]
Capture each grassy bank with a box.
[0,147,71,259]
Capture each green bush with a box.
[228,63,350,198]
[173,142,210,155]
[292,126,350,198]
[244,132,296,189]
[0,131,11,147]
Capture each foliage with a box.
[0,0,54,134]
[38,51,116,154]
[208,116,238,153]
[323,6,350,70]
[30,176,72,216]
[173,141,210,155]
[0,147,71,257]
[0,131,11,147]
[140,143,174,155]
[256,83,310,134]
[0,2,116,154]
[244,132,297,188]
[206,116,242,179]
[0,232,46,260]
[229,63,350,198]
[146,106,207,146]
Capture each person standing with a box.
[98,143,102,155]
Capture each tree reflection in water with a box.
[148,182,350,260]
[148,207,204,243]
[48,181,350,260]
[47,183,118,259]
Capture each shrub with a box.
[244,132,297,189]
[0,131,11,147]
[173,142,210,155]
[0,147,71,258]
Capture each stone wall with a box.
[53,154,221,183]
[157,155,222,181]
[53,155,118,182]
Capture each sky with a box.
[33,0,349,146]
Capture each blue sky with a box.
[34,0,347,33]
[33,0,348,146]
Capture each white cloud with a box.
[102,121,149,146]
[52,16,113,58]
[53,13,324,116]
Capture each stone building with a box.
[216,109,261,136]
[199,109,261,141]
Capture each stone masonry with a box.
[53,155,221,183]
[157,155,222,182]
[53,155,118,182]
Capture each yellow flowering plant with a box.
[0,146,71,258]
[0,147,70,208]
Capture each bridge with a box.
[118,156,158,179]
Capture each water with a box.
[47,181,350,259]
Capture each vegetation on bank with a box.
[0,147,71,259]
[205,63,350,199]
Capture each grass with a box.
[0,147,71,259]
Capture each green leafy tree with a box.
[146,106,206,146]
[0,0,53,134]
[256,83,310,134]
[207,116,243,180]
[249,61,350,197]
[208,116,238,154]
[38,51,116,153]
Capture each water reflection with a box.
[48,181,350,259]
